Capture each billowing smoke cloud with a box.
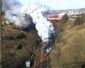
[2,0,56,53]
[2,0,33,29]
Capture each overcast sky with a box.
[19,0,85,10]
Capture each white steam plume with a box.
[2,0,56,53]
[2,0,33,29]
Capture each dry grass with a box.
[50,22,85,68]
[1,25,39,68]
[61,28,85,64]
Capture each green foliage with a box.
[15,32,26,39]
[81,13,85,19]
[74,16,84,25]
[2,32,26,40]
[81,13,85,23]
[60,13,69,24]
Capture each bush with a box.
[60,14,69,24]
[2,35,14,40]
[2,32,26,40]
[74,17,84,25]
[81,13,85,21]
[15,32,26,40]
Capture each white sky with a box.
[18,0,85,10]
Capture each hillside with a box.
[1,13,85,68]
[50,19,85,68]
[1,24,40,68]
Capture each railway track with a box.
[33,43,51,68]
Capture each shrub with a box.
[15,32,26,40]
[60,14,69,24]
[74,16,84,25]
[2,35,14,40]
